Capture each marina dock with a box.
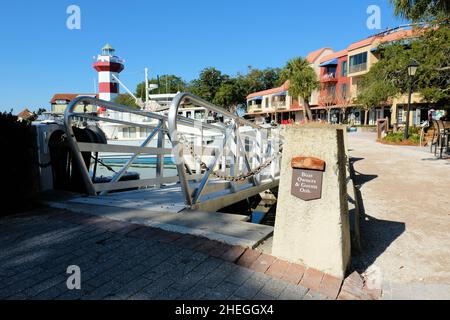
[44,186,275,249]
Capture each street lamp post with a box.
[404,59,420,140]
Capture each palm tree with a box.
[390,0,450,22]
[282,57,319,121]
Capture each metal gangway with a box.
[64,93,282,213]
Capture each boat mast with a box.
[145,67,150,104]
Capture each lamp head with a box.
[407,59,419,77]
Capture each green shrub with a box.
[409,126,421,135]
[409,133,421,144]
[383,131,420,145]
[0,112,39,215]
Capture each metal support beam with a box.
[100,121,163,196]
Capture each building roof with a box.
[380,28,416,44]
[17,108,34,120]
[50,93,97,104]
[347,28,418,51]
[347,36,378,51]
[319,49,349,64]
[247,81,290,100]
[306,48,333,63]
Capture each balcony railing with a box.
[349,63,367,74]
[272,101,287,109]
[321,73,337,82]
[247,104,262,113]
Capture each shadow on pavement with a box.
[0,209,308,300]
[421,157,450,162]
[348,157,405,275]
[352,214,405,275]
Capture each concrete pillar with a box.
[272,125,351,279]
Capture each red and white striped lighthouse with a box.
[93,44,124,102]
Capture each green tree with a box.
[356,42,414,124]
[240,67,283,94]
[136,74,186,96]
[114,94,139,109]
[411,27,450,106]
[281,57,319,120]
[189,67,228,102]
[210,67,283,111]
[356,76,397,125]
[36,108,47,116]
[116,74,186,109]
[212,80,246,112]
[356,27,450,118]
[390,0,450,22]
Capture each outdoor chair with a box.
[431,120,450,158]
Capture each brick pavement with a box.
[0,207,345,300]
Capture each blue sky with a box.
[0,0,406,113]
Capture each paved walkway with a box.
[0,208,332,300]
[349,132,450,299]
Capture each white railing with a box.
[272,101,287,109]
[64,96,204,196]
[169,93,283,208]
[64,94,283,209]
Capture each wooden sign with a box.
[291,157,326,201]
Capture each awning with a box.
[319,58,339,67]
[249,96,263,101]
[272,91,287,97]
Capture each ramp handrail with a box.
[168,92,282,208]
[64,95,282,210]
[64,96,202,196]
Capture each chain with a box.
[177,133,282,182]
[91,155,117,173]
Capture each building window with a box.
[328,84,336,97]
[244,137,251,152]
[123,127,136,139]
[325,66,337,78]
[397,107,404,123]
[140,127,151,138]
[349,52,368,74]
[353,78,363,95]
[195,110,203,120]
[340,84,348,99]
[341,61,348,77]
[129,127,136,138]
